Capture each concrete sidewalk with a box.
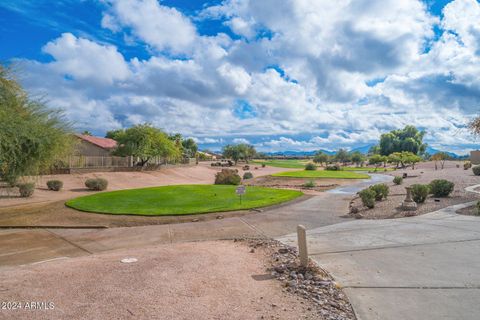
[278,202,480,320]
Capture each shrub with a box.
[369,184,389,201]
[411,184,429,203]
[325,164,342,171]
[303,180,316,188]
[476,201,480,215]
[85,178,108,191]
[305,163,317,171]
[242,165,250,170]
[464,161,472,170]
[215,169,241,185]
[429,179,454,197]
[472,166,480,176]
[393,176,403,185]
[261,163,266,168]
[46,180,63,191]
[243,172,254,180]
[359,189,376,208]
[18,183,35,197]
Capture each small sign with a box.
[236,186,246,195]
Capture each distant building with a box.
[74,134,117,157]
[471,150,480,165]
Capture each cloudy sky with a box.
[1,0,480,154]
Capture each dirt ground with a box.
[244,175,354,195]
[351,160,480,219]
[0,162,294,208]
[457,204,479,216]
[0,240,343,320]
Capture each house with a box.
[74,134,117,157]
[471,150,480,165]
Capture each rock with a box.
[297,273,304,280]
[192,218,200,222]
[216,215,224,219]
[278,248,289,254]
[250,248,255,253]
[288,280,297,288]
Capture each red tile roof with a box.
[75,134,117,150]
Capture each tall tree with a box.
[376,125,426,156]
[222,144,256,164]
[110,124,180,166]
[431,152,451,170]
[0,66,73,185]
[350,151,365,167]
[334,148,351,165]
[181,138,198,158]
[313,151,329,166]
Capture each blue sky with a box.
[1,0,480,154]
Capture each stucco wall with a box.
[75,140,111,157]
[470,151,480,165]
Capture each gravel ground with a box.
[350,161,480,219]
[0,239,354,320]
[457,204,480,216]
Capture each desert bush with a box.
[325,164,342,171]
[464,161,472,170]
[369,184,389,201]
[303,180,316,188]
[261,163,266,168]
[429,179,454,197]
[305,163,317,171]
[18,183,35,197]
[242,165,250,170]
[215,169,241,185]
[243,172,254,180]
[411,184,429,203]
[472,166,480,176]
[359,189,376,208]
[85,178,108,191]
[393,176,403,185]
[46,180,63,191]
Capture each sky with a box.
[1,0,480,154]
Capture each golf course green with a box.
[272,170,370,179]
[66,185,303,216]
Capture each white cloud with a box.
[102,0,197,54]
[42,33,130,85]
[14,0,480,153]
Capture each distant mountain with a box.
[425,146,460,158]
[265,149,335,157]
[350,144,375,154]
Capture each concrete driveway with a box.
[278,201,480,320]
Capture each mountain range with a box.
[264,144,463,158]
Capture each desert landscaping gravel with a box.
[0,239,354,320]
[350,161,480,219]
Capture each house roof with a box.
[75,134,117,150]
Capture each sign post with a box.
[236,185,246,204]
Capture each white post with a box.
[297,225,308,267]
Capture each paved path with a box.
[278,201,480,320]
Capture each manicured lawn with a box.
[66,185,303,216]
[252,159,310,168]
[272,170,370,179]
[342,167,396,172]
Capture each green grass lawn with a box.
[342,166,396,172]
[252,159,310,168]
[65,185,303,216]
[272,170,370,179]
